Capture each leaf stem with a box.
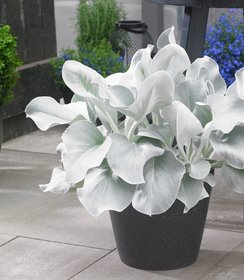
[127,121,138,141]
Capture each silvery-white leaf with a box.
[62,60,99,98]
[86,99,97,124]
[161,101,203,149]
[199,187,210,201]
[56,142,66,156]
[134,61,149,89]
[132,151,185,215]
[109,85,135,107]
[92,76,135,107]
[130,44,153,70]
[126,70,174,122]
[206,80,215,95]
[221,165,244,193]
[107,134,164,184]
[93,99,118,132]
[71,94,85,103]
[174,78,207,111]
[39,166,72,194]
[208,95,244,133]
[129,44,154,89]
[210,126,244,169]
[105,45,153,90]
[61,120,111,183]
[25,96,89,131]
[177,174,207,213]
[77,162,136,217]
[134,124,173,147]
[192,121,214,162]
[174,73,187,85]
[97,125,108,136]
[193,102,213,127]
[156,26,176,50]
[226,68,244,98]
[189,159,211,180]
[150,44,191,79]
[186,56,226,95]
[203,173,216,187]
[124,117,137,137]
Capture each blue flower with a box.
[204,9,244,86]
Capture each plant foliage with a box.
[50,41,125,88]
[26,27,244,217]
[204,9,244,86]
[76,0,127,51]
[0,25,21,105]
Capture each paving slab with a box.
[0,236,108,280]
[206,200,244,232]
[0,233,16,246]
[2,125,66,154]
[0,149,116,250]
[72,250,178,280]
[72,229,244,280]
[211,169,244,204]
[153,229,244,280]
[196,265,244,280]
[218,241,244,269]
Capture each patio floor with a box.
[1,126,244,280]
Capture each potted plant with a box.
[25,26,244,270]
[0,25,21,149]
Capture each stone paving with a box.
[1,126,244,280]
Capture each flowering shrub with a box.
[204,9,244,86]
[50,40,125,88]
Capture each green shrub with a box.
[76,0,128,51]
[0,25,21,105]
[50,40,126,88]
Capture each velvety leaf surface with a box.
[177,174,208,213]
[156,26,176,49]
[208,95,244,133]
[186,56,226,95]
[150,44,191,79]
[25,97,89,131]
[77,162,136,217]
[124,70,174,122]
[210,126,244,169]
[62,120,111,183]
[132,151,185,215]
[107,134,164,184]
[174,78,207,111]
[161,101,203,150]
[221,165,244,193]
[226,68,244,98]
[39,166,72,194]
[62,60,99,98]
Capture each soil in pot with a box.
[110,185,211,271]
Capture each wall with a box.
[0,0,59,141]
[0,0,56,63]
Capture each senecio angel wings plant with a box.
[26,27,244,217]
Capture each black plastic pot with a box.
[110,185,211,270]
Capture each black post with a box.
[180,7,209,62]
